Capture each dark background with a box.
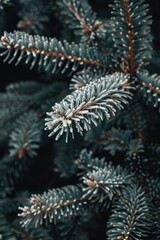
[0,0,160,90]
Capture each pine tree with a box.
[0,0,160,239]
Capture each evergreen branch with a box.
[124,139,147,181]
[11,228,35,240]
[76,149,109,178]
[0,81,63,129]
[57,0,106,43]
[123,100,147,139]
[9,112,42,159]
[102,128,132,156]
[152,220,160,240]
[107,185,152,240]
[45,73,133,142]
[12,222,54,240]
[146,178,160,240]
[0,213,16,240]
[0,108,23,127]
[69,71,102,91]
[53,137,82,178]
[110,0,152,73]
[6,81,42,95]
[55,211,92,240]
[137,71,160,110]
[125,139,144,157]
[17,0,52,34]
[83,120,109,149]
[0,1,158,239]
[82,166,132,201]
[145,144,160,177]
[145,177,160,206]
[0,93,30,110]
[0,198,17,215]
[125,154,149,180]
[0,154,27,197]
[0,31,108,74]
[18,185,87,227]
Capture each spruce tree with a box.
[0,0,160,239]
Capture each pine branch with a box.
[57,0,106,44]
[110,0,152,73]
[0,31,108,74]
[18,185,87,227]
[45,73,133,142]
[107,185,152,240]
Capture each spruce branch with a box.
[18,185,87,227]
[17,0,52,34]
[45,73,133,142]
[82,166,132,201]
[6,81,42,96]
[11,221,54,240]
[102,128,132,156]
[137,71,160,110]
[110,0,152,73]
[0,81,63,127]
[107,185,152,240]
[9,112,42,159]
[53,137,82,178]
[57,0,106,43]
[0,31,108,74]
[55,211,92,240]
[0,0,159,238]
[0,213,15,240]
[0,108,23,128]
[69,71,102,91]
[76,149,108,177]
[0,154,27,197]
[123,100,147,139]
[125,139,144,157]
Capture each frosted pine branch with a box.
[45,73,133,142]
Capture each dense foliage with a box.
[0,0,160,239]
